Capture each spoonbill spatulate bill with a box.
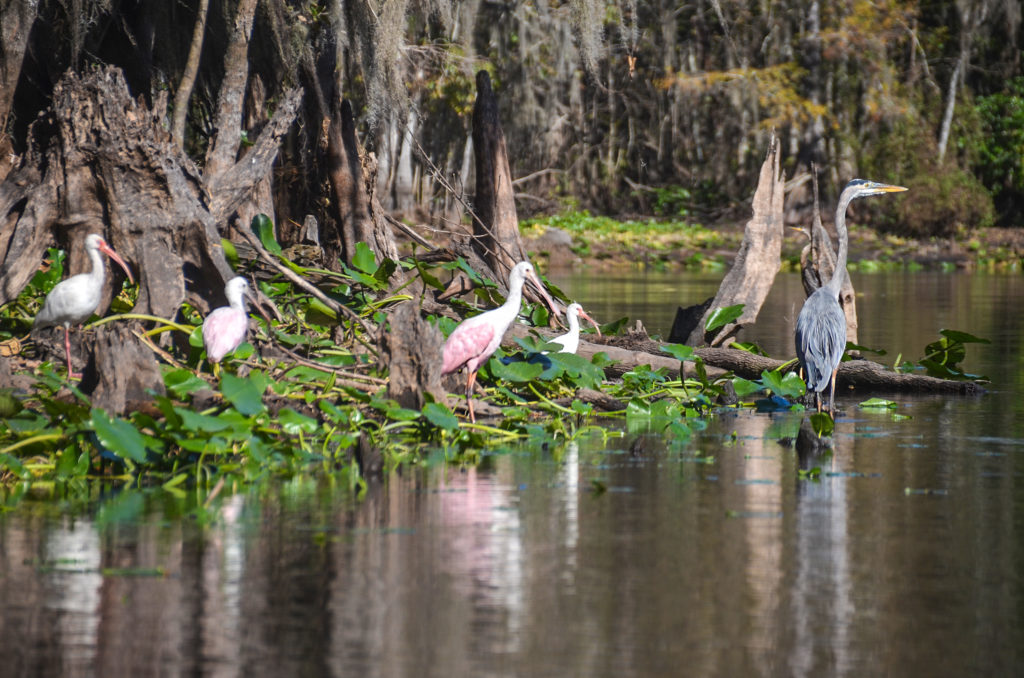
[442,261,560,423]
[34,233,134,379]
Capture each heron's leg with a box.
[466,369,478,423]
[829,368,838,416]
[63,326,81,380]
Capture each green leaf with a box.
[163,368,208,398]
[731,377,762,397]
[705,304,744,332]
[810,411,834,437]
[91,408,147,463]
[761,369,804,398]
[176,408,231,432]
[219,373,267,416]
[859,397,898,409]
[251,213,282,255]
[352,242,378,274]
[489,359,544,383]
[661,343,694,361]
[221,238,239,269]
[423,402,459,431]
[529,303,549,327]
[0,389,24,418]
[278,408,319,435]
[939,329,990,344]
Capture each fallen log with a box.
[503,321,986,395]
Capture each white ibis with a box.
[544,302,600,354]
[202,276,253,366]
[442,261,560,422]
[34,233,134,378]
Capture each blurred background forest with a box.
[1,0,1022,244]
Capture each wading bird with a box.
[795,179,906,414]
[545,302,601,354]
[202,276,253,368]
[442,261,560,422]
[34,233,134,379]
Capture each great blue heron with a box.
[795,179,907,414]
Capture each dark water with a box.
[2,271,1023,677]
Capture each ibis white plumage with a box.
[34,233,134,378]
[545,302,600,354]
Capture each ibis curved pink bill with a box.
[441,261,560,422]
[34,233,134,378]
[202,276,253,365]
[545,302,600,354]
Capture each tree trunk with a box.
[471,70,528,279]
[327,100,399,264]
[204,0,259,178]
[0,0,36,181]
[671,134,785,346]
[0,66,298,406]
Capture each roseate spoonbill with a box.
[795,179,906,414]
[442,261,560,422]
[202,277,253,368]
[34,233,135,378]
[545,302,600,354]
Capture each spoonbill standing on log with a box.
[202,276,253,368]
[545,302,601,354]
[34,233,134,378]
[795,179,906,414]
[442,261,561,422]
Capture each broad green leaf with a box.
[91,408,147,463]
[163,369,208,398]
[490,359,544,383]
[939,329,990,344]
[661,343,694,361]
[278,408,319,435]
[221,238,239,268]
[176,408,231,432]
[0,389,23,418]
[423,402,459,431]
[731,377,762,397]
[188,325,205,348]
[220,373,266,415]
[810,411,834,437]
[761,369,803,398]
[352,242,378,274]
[859,397,897,409]
[251,213,282,255]
[705,304,744,332]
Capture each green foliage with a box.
[965,77,1024,222]
[916,329,990,381]
[809,412,834,438]
[896,169,994,237]
[652,185,691,217]
[705,304,744,332]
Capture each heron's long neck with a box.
[826,191,853,295]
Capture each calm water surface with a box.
[2,271,1023,677]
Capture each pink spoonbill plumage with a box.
[202,276,253,366]
[545,302,600,354]
[442,261,560,422]
[34,233,134,378]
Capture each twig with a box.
[237,228,379,348]
[383,213,435,250]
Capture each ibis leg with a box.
[64,326,81,379]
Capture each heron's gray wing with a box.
[795,289,847,393]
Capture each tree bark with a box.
[0,0,36,181]
[204,0,259,178]
[471,70,528,279]
[327,100,399,264]
[672,134,785,346]
[171,0,210,149]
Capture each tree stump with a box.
[84,324,165,414]
[381,302,446,409]
[670,134,785,346]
